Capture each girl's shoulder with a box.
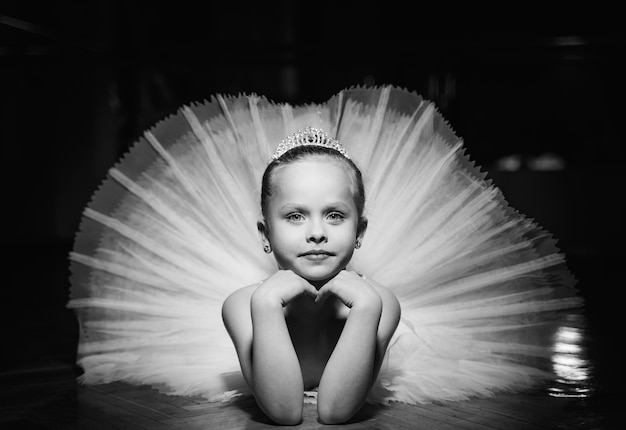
[366,277,399,301]
[365,277,401,317]
[222,283,258,314]
[363,277,402,338]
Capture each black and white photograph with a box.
[2,1,624,428]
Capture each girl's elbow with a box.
[259,400,303,425]
[317,401,360,425]
[267,409,302,426]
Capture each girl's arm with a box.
[249,286,304,425]
[316,272,401,424]
[222,271,317,425]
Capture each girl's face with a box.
[259,159,366,286]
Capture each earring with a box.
[355,240,362,249]
[263,245,272,254]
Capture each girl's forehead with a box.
[272,160,354,199]
[274,159,351,184]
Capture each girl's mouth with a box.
[300,250,334,261]
[303,254,330,261]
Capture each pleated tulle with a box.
[68,85,582,405]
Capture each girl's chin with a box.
[298,270,343,287]
[279,261,348,285]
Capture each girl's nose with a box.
[306,218,327,243]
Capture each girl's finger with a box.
[315,284,333,303]
[304,283,319,299]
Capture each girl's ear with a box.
[357,217,368,241]
[257,220,271,248]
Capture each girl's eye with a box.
[327,212,344,223]
[287,213,304,222]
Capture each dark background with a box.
[1,0,624,422]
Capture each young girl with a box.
[68,85,582,425]
[222,134,401,424]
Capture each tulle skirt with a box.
[68,85,582,405]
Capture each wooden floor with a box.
[0,360,619,430]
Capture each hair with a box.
[260,145,365,220]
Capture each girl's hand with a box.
[253,270,318,307]
[316,270,382,310]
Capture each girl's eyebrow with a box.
[279,203,305,212]
[279,202,351,211]
[324,201,351,211]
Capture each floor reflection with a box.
[549,313,592,398]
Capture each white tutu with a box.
[68,85,582,405]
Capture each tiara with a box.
[271,127,350,160]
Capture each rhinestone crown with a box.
[271,127,350,160]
